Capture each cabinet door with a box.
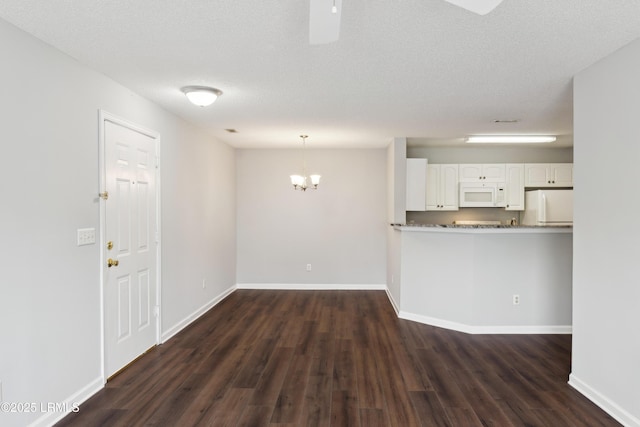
[549,163,573,187]
[440,164,459,210]
[525,164,549,187]
[458,164,483,182]
[458,164,504,182]
[482,164,506,182]
[525,163,574,187]
[426,164,440,210]
[505,164,524,210]
[406,159,427,211]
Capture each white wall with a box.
[0,18,235,427]
[572,38,640,426]
[236,148,387,287]
[398,229,572,333]
[385,138,406,309]
[160,120,236,339]
[407,146,573,163]
[387,137,407,225]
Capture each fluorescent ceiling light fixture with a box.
[181,86,223,107]
[466,135,556,144]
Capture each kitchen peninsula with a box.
[388,223,572,334]
[385,139,575,333]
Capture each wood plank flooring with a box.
[56,290,620,426]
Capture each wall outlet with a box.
[306,264,312,272]
[513,294,520,305]
[77,228,96,246]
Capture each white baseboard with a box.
[161,285,236,343]
[236,283,387,291]
[470,325,572,334]
[28,376,103,427]
[399,311,472,333]
[569,374,640,427]
[398,311,572,335]
[384,288,400,315]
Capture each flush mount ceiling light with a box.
[181,86,223,107]
[444,0,504,15]
[466,135,557,144]
[290,135,321,191]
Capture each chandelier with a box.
[290,135,321,191]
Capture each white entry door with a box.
[101,112,159,379]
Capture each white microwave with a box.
[459,182,506,207]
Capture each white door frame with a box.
[98,110,162,383]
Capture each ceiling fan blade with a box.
[443,0,504,15]
[309,0,342,44]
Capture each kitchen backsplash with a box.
[406,208,519,225]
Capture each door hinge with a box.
[153,306,160,317]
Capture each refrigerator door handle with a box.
[540,192,547,223]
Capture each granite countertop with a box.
[391,223,573,230]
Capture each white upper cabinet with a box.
[549,164,573,186]
[459,164,506,182]
[504,164,525,211]
[406,161,572,213]
[406,158,428,211]
[525,163,573,187]
[426,164,459,211]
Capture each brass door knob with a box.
[107,258,119,268]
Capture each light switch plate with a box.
[77,228,96,246]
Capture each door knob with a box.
[107,258,119,268]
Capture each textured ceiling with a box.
[1,0,640,148]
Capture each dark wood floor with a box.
[57,290,619,426]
